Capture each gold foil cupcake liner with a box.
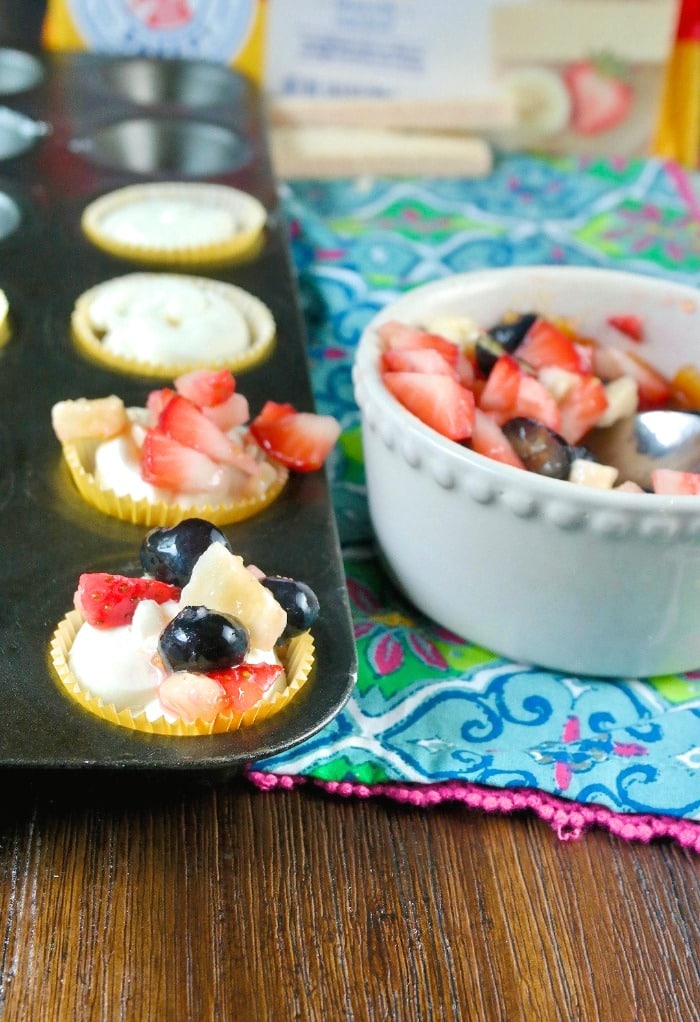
[60,435,289,527]
[50,610,315,736]
[81,182,267,267]
[71,272,276,379]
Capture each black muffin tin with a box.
[0,49,357,770]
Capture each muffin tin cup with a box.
[70,271,277,378]
[50,610,316,737]
[60,437,289,528]
[80,182,268,266]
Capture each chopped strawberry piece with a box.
[249,402,341,472]
[517,319,587,373]
[377,320,460,365]
[592,346,671,408]
[253,401,297,425]
[382,371,475,441]
[607,314,643,342]
[564,59,633,135]
[158,394,247,467]
[207,662,285,713]
[201,392,250,431]
[651,469,700,496]
[556,374,609,445]
[174,369,236,407]
[74,573,180,629]
[514,375,562,432]
[470,409,525,469]
[478,354,522,415]
[140,429,223,492]
[146,388,176,422]
[381,347,458,379]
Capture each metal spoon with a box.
[583,409,700,491]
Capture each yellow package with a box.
[41,0,267,83]
[653,0,700,167]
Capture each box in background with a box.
[265,0,680,159]
[41,0,267,83]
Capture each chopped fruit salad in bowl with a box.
[51,369,341,527]
[353,266,700,678]
[50,518,318,735]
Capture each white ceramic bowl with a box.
[353,266,700,678]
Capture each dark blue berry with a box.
[158,606,249,672]
[261,576,320,639]
[476,313,537,376]
[502,417,572,479]
[140,519,232,586]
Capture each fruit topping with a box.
[140,429,224,493]
[607,314,643,342]
[377,320,460,364]
[501,417,572,479]
[140,518,232,586]
[157,394,259,473]
[180,542,287,650]
[516,318,586,373]
[158,672,228,724]
[207,662,285,713]
[261,576,320,640]
[249,401,342,472]
[488,312,537,353]
[382,371,475,441]
[51,396,128,443]
[174,369,236,407]
[74,573,180,629]
[158,605,249,673]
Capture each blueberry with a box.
[476,313,537,377]
[140,519,232,586]
[502,417,572,479]
[158,606,249,673]
[489,312,537,352]
[261,576,320,639]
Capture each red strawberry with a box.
[556,374,609,444]
[377,320,460,365]
[517,319,587,373]
[249,401,341,472]
[140,429,223,492]
[470,410,524,469]
[74,573,180,629]
[514,375,561,432]
[380,347,459,379]
[158,394,250,467]
[207,663,284,713]
[478,354,522,415]
[382,371,475,441]
[592,345,671,408]
[651,469,700,496]
[564,59,633,135]
[147,388,176,422]
[201,392,250,432]
[174,369,236,407]
[607,314,643,342]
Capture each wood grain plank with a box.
[0,777,696,1022]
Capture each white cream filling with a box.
[69,598,284,719]
[88,276,251,364]
[98,199,239,248]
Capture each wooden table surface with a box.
[0,769,697,1021]
[0,7,698,1021]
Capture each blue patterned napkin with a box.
[255,156,700,822]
